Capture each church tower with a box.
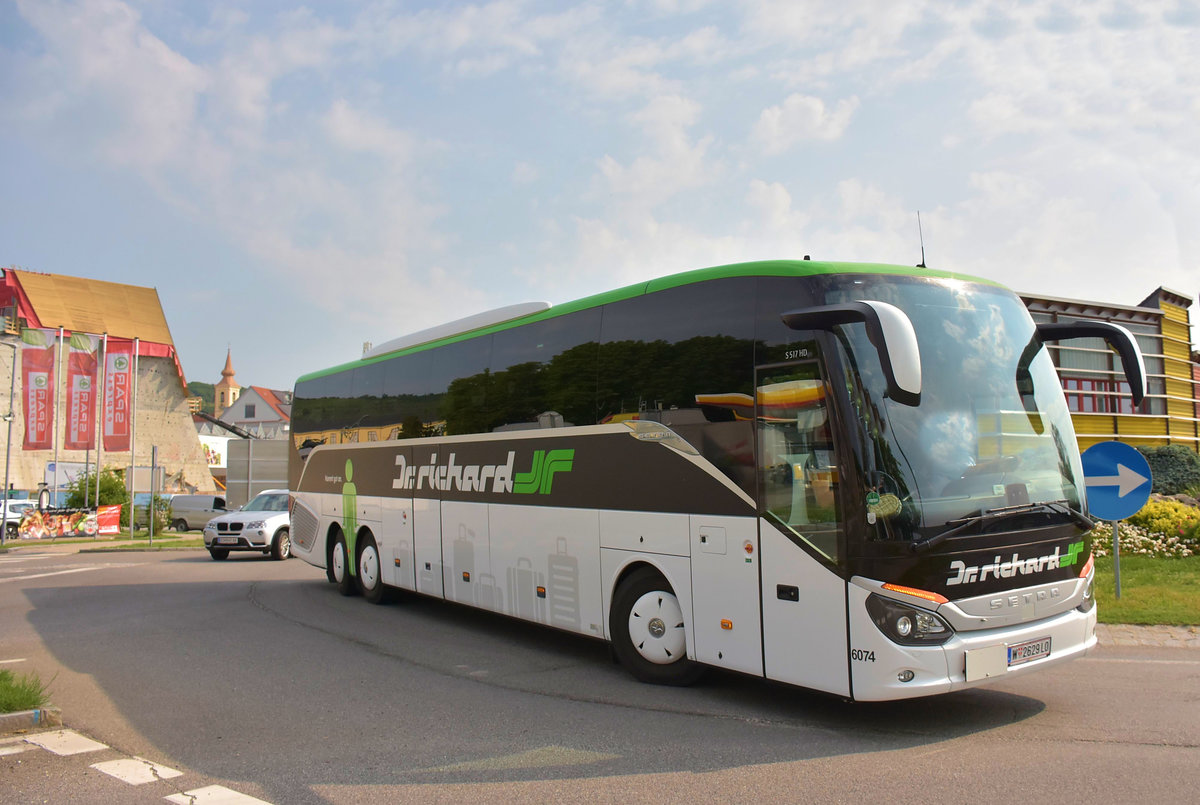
[214,349,241,417]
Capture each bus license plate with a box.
[216,537,238,545]
[1008,637,1051,666]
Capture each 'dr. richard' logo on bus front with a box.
[393,449,575,495]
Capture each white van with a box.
[168,495,227,531]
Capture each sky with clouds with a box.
[1,0,1197,391]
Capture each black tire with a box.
[5,522,17,538]
[172,519,188,532]
[331,531,357,596]
[357,533,391,604]
[209,548,230,561]
[271,528,291,561]
[609,567,705,686]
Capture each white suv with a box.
[2,500,34,537]
[203,489,291,561]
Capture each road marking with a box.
[91,756,184,785]
[165,784,274,804]
[0,566,102,584]
[0,743,33,757]
[25,729,108,755]
[0,658,27,664]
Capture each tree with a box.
[63,468,128,509]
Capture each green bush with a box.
[63,467,129,509]
[1138,445,1200,495]
[0,668,50,713]
[61,468,169,532]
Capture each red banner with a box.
[21,330,57,450]
[104,341,133,452]
[96,504,121,535]
[65,335,98,450]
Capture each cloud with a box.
[751,94,859,155]
[595,94,718,211]
[324,99,415,168]
[512,161,540,184]
[12,0,208,169]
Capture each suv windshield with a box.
[242,493,288,512]
[824,275,1083,541]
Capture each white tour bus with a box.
[287,259,1145,700]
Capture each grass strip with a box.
[1095,555,1200,625]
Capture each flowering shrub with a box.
[1127,499,1200,539]
[1088,521,1197,559]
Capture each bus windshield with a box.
[824,276,1084,541]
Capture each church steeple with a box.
[215,349,241,417]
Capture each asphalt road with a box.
[2,548,1197,803]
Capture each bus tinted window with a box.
[597,278,757,421]
[754,275,821,363]
[436,336,494,435]
[489,308,601,429]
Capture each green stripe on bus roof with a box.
[296,260,1001,384]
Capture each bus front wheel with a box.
[610,568,704,686]
[331,532,357,596]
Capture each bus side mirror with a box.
[1035,321,1146,406]
[781,301,922,406]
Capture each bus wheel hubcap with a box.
[628,590,685,665]
[361,546,379,589]
[333,542,346,582]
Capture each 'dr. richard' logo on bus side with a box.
[392,449,574,495]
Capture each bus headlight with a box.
[866,594,953,646]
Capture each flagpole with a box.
[52,326,63,506]
[96,334,106,510]
[131,337,139,530]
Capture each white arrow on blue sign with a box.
[1081,441,1153,521]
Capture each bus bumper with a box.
[849,586,1097,701]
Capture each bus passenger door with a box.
[756,360,850,697]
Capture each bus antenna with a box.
[916,211,927,268]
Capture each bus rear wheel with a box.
[358,533,391,605]
[331,532,357,596]
[610,567,704,686]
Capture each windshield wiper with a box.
[909,500,1094,554]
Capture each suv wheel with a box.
[272,528,291,561]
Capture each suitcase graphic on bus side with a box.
[476,571,503,612]
[547,537,581,631]
[453,524,475,604]
[507,557,546,622]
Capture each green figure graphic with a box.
[343,459,358,576]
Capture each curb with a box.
[0,707,62,736]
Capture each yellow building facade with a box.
[1021,287,1198,453]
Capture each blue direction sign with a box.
[1081,441,1153,521]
